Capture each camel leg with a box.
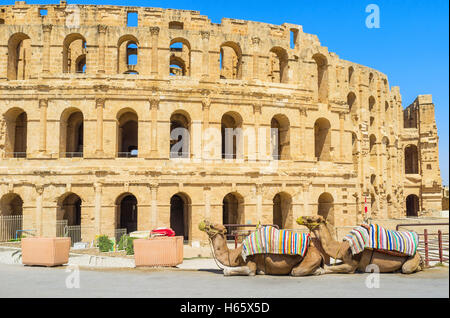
[402,253,422,274]
[291,248,324,277]
[223,261,256,276]
[323,263,357,274]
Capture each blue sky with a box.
[3,0,449,185]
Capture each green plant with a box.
[117,234,136,255]
[98,235,114,252]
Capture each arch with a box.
[0,193,23,242]
[405,144,419,174]
[221,111,243,159]
[170,110,191,158]
[7,33,31,80]
[273,192,293,229]
[63,33,87,73]
[270,114,290,160]
[348,66,354,85]
[351,132,358,170]
[347,92,357,114]
[222,192,245,225]
[3,108,27,158]
[220,41,242,80]
[268,46,288,83]
[117,110,138,157]
[170,192,191,241]
[115,193,138,234]
[406,194,419,217]
[57,192,82,226]
[369,96,376,112]
[318,192,334,225]
[314,117,331,161]
[170,38,191,76]
[60,108,84,158]
[312,53,328,103]
[117,35,139,74]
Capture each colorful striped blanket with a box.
[343,224,419,256]
[242,226,310,258]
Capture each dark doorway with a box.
[119,195,138,233]
[170,194,189,241]
[406,194,419,217]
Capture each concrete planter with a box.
[21,237,71,267]
[134,236,183,267]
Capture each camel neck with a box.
[313,223,344,259]
[210,233,243,267]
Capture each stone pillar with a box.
[200,31,210,79]
[42,24,52,74]
[203,186,211,220]
[252,37,261,80]
[150,96,159,158]
[35,185,44,236]
[95,98,105,154]
[94,182,102,235]
[339,111,345,161]
[38,98,48,153]
[299,108,307,159]
[253,103,261,160]
[256,183,263,222]
[150,183,158,229]
[97,25,107,74]
[150,27,160,76]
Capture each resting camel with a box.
[199,220,325,276]
[296,215,424,274]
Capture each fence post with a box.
[438,230,443,263]
[424,229,429,267]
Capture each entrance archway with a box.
[0,193,23,242]
[116,194,138,233]
[318,192,334,225]
[170,193,191,240]
[406,194,419,217]
[222,192,244,225]
[273,192,292,229]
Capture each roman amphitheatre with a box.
[0,1,443,245]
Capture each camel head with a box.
[198,220,227,238]
[296,215,326,230]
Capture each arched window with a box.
[0,193,23,241]
[117,110,138,158]
[60,108,83,158]
[223,192,244,225]
[270,114,290,160]
[312,54,328,103]
[405,145,419,174]
[58,193,82,231]
[347,92,357,114]
[63,34,87,73]
[221,112,243,159]
[369,96,376,112]
[220,42,242,80]
[170,111,191,158]
[8,33,32,80]
[273,192,292,229]
[116,194,138,234]
[170,193,191,241]
[268,47,288,83]
[170,38,190,76]
[348,66,354,85]
[314,118,331,161]
[369,134,377,168]
[351,132,358,170]
[318,192,334,225]
[3,108,27,158]
[117,35,139,74]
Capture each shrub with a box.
[98,235,114,252]
[118,234,136,255]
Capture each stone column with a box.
[42,24,52,74]
[203,186,211,220]
[95,98,105,154]
[94,182,102,235]
[35,185,44,236]
[150,27,160,76]
[150,96,159,158]
[253,103,261,160]
[97,25,107,74]
[200,31,210,79]
[252,37,261,80]
[150,183,158,229]
[256,183,263,222]
[299,108,307,159]
[339,111,345,161]
[38,98,48,153]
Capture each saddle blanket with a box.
[343,224,419,256]
[242,226,310,258]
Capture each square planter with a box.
[21,237,71,267]
[134,236,183,267]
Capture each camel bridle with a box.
[204,224,233,270]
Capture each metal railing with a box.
[63,152,83,158]
[396,223,449,266]
[223,224,280,248]
[115,228,127,243]
[0,215,23,242]
[117,152,138,158]
[56,220,68,238]
[67,225,82,246]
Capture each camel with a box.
[296,215,424,274]
[198,220,326,276]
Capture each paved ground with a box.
[0,263,447,298]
